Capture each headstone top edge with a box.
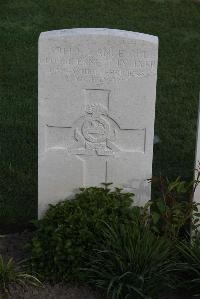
[39,28,158,44]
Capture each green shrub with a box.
[84,222,177,299]
[177,233,200,298]
[0,255,41,297]
[28,185,139,282]
[142,176,200,240]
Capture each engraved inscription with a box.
[40,40,157,83]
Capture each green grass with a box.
[0,0,200,226]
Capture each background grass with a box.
[0,0,200,227]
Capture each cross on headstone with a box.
[46,89,146,185]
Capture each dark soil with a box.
[0,231,33,263]
[0,231,192,299]
[1,284,103,299]
[0,231,103,299]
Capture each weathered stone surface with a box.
[38,28,158,217]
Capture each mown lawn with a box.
[0,0,200,227]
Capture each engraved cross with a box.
[46,89,145,185]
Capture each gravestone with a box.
[38,28,158,218]
[194,98,200,216]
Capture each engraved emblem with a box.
[70,103,116,156]
[82,117,109,143]
[81,104,110,143]
[46,89,146,157]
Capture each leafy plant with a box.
[0,255,41,297]
[142,174,200,240]
[177,233,200,298]
[28,185,139,282]
[84,221,178,299]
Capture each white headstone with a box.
[194,98,200,218]
[38,28,158,218]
